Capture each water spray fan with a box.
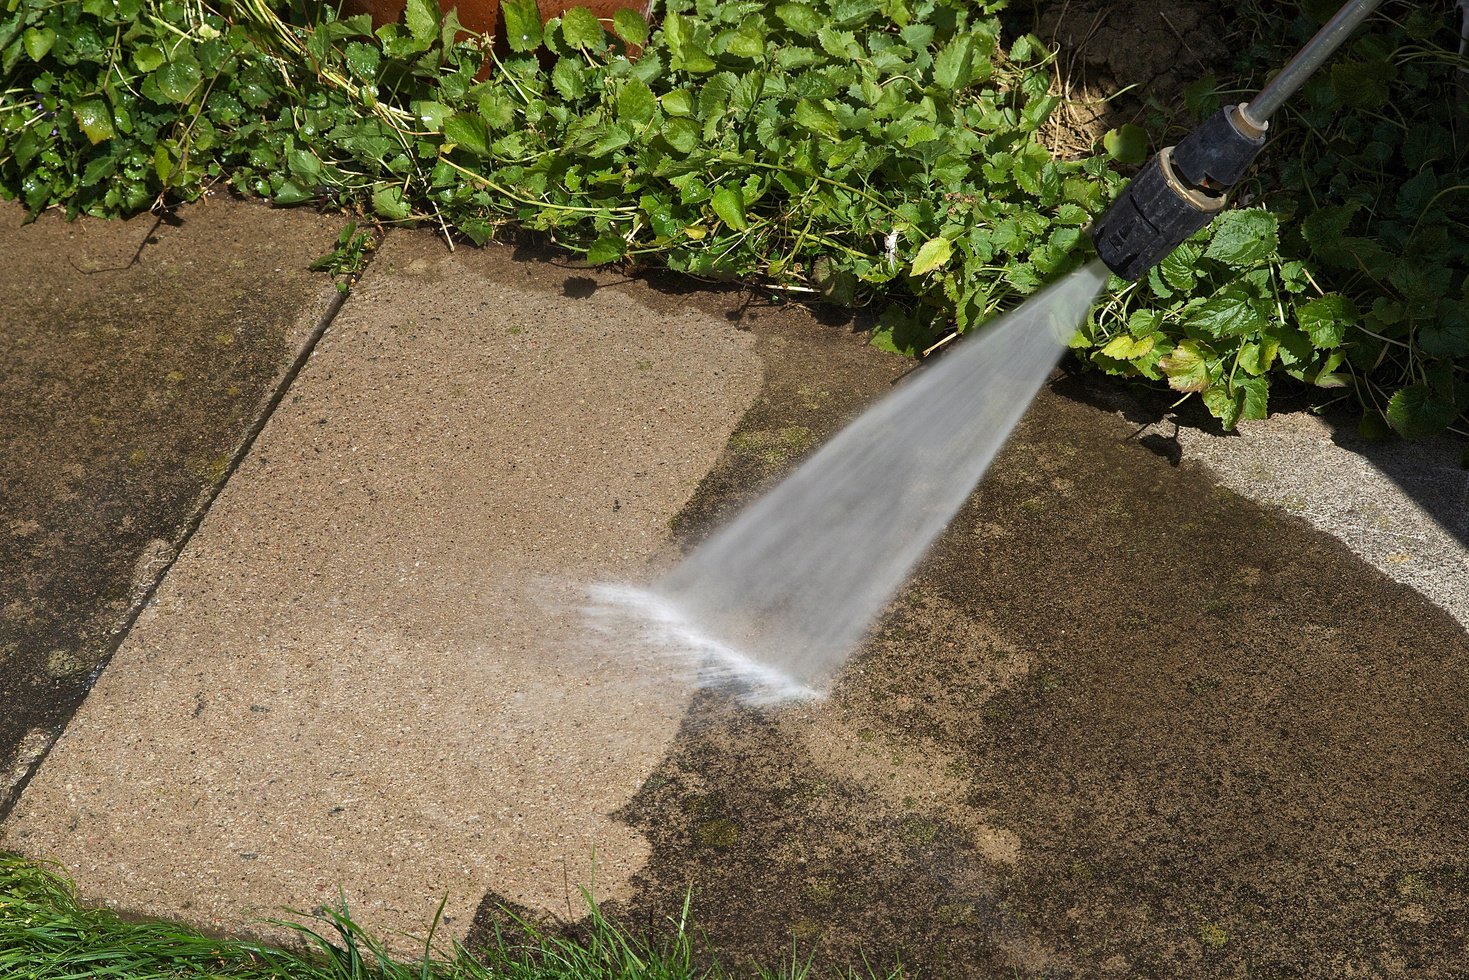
[1091,0,1386,280]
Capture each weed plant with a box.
[0,853,894,979]
[0,0,1464,435]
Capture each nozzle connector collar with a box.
[1171,105,1268,190]
[1090,148,1224,281]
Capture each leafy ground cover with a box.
[0,0,1464,434]
[0,854,892,979]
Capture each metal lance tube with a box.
[1241,0,1386,127]
[1090,0,1387,280]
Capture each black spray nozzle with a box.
[1092,106,1268,281]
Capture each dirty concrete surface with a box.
[3,231,763,944]
[5,207,1469,977]
[483,295,1469,977]
[0,199,343,813]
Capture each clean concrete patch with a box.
[1140,411,1469,632]
[3,232,761,944]
[0,199,344,812]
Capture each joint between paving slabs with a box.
[0,262,367,823]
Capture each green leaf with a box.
[1102,124,1148,166]
[613,8,649,46]
[1296,294,1357,349]
[72,100,115,144]
[1187,286,1267,340]
[132,44,166,72]
[1204,209,1278,266]
[661,90,693,116]
[443,113,490,156]
[561,7,605,49]
[155,60,202,103]
[660,117,699,154]
[551,57,586,99]
[404,0,438,42]
[932,35,973,91]
[618,78,656,124]
[794,99,840,139]
[587,235,626,264]
[1100,334,1155,360]
[372,184,412,221]
[1419,299,1469,358]
[23,27,56,61]
[1236,338,1279,376]
[1158,339,1210,392]
[344,41,380,80]
[910,237,953,276]
[1386,384,1459,439]
[711,186,748,230]
[775,3,822,36]
[501,0,543,52]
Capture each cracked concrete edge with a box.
[0,253,354,819]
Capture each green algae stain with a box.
[728,426,816,470]
[695,818,740,849]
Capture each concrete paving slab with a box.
[3,231,761,944]
[1131,410,1469,632]
[0,199,344,813]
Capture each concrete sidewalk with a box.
[0,199,344,812]
[4,229,761,943]
[4,201,1469,974]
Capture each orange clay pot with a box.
[339,0,653,52]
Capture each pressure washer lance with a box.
[1091,0,1385,280]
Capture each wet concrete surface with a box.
[0,199,343,813]
[466,294,1469,977]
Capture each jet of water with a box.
[597,260,1109,701]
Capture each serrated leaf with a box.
[794,99,840,139]
[1100,334,1155,360]
[613,8,648,46]
[1296,294,1357,349]
[1159,244,1198,293]
[1386,384,1459,439]
[1419,299,1469,358]
[404,0,438,42]
[1102,125,1148,166]
[72,99,115,144]
[344,41,380,80]
[1159,339,1210,392]
[587,235,626,264]
[372,184,412,221]
[155,60,201,103]
[660,117,699,154]
[443,112,490,156]
[132,44,165,72]
[1204,209,1278,265]
[1236,338,1279,376]
[776,3,822,36]
[561,7,605,49]
[932,35,973,91]
[618,78,656,124]
[711,186,748,230]
[1187,286,1267,339]
[551,57,586,100]
[501,0,543,52]
[910,237,953,276]
[661,90,692,116]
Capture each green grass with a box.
[0,854,895,980]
